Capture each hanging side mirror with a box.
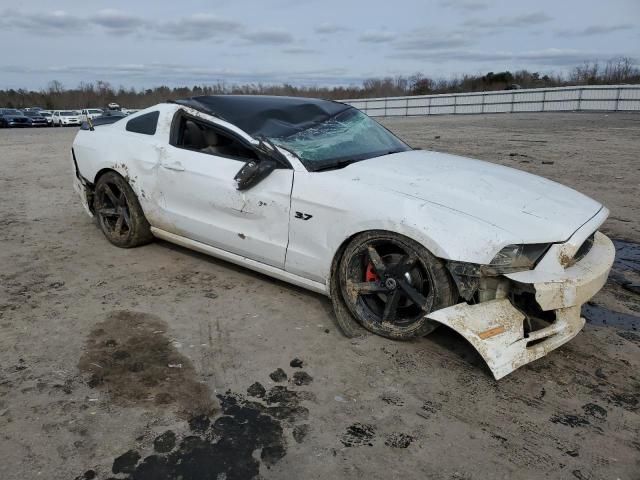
[234,159,277,190]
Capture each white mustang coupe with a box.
[71,96,615,379]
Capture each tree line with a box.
[1,57,638,110]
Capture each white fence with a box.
[342,85,640,117]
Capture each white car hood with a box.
[342,150,603,243]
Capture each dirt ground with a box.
[0,113,638,480]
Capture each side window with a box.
[175,116,257,161]
[126,111,160,135]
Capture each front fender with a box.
[286,172,524,286]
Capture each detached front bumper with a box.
[428,212,615,379]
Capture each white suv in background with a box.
[79,108,103,122]
[52,110,81,127]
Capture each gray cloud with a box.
[283,47,319,55]
[0,9,84,34]
[314,23,349,34]
[1,63,361,86]
[240,30,293,45]
[0,9,289,45]
[359,31,396,43]
[464,12,552,30]
[439,0,488,11]
[557,24,635,37]
[157,14,243,40]
[391,48,621,67]
[395,31,471,50]
[89,9,146,34]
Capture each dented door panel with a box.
[156,145,293,269]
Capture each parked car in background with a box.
[80,108,104,123]
[89,110,128,127]
[40,111,53,125]
[23,110,48,127]
[52,110,81,127]
[107,102,121,111]
[0,108,30,127]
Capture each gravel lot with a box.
[1,113,639,480]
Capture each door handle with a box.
[161,161,185,171]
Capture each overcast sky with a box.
[1,0,638,90]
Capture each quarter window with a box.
[126,111,160,135]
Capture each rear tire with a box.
[94,171,153,248]
[337,231,457,340]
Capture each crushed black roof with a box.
[174,95,351,138]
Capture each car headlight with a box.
[486,243,550,274]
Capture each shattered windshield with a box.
[268,108,410,171]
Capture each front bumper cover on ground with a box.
[427,230,615,379]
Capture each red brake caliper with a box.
[365,262,380,282]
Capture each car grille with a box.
[573,232,595,263]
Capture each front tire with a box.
[337,231,457,339]
[94,171,153,248]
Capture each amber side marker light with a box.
[478,326,506,340]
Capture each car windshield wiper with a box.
[311,158,360,172]
[312,148,408,172]
[373,148,406,157]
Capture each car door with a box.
[155,117,293,269]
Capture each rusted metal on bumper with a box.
[427,232,615,379]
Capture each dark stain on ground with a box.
[381,392,405,406]
[420,400,441,417]
[385,432,414,448]
[112,450,141,474]
[550,414,590,428]
[612,239,640,274]
[107,390,310,480]
[261,385,314,422]
[582,403,607,420]
[609,392,639,411]
[341,423,376,447]
[572,469,589,480]
[293,424,310,443]
[582,302,639,330]
[247,381,266,398]
[292,371,313,386]
[73,470,96,480]
[153,430,176,453]
[188,414,211,433]
[617,330,640,345]
[595,367,607,379]
[290,358,304,368]
[77,372,314,480]
[610,239,640,294]
[269,368,287,382]
[490,433,508,444]
[78,311,215,417]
